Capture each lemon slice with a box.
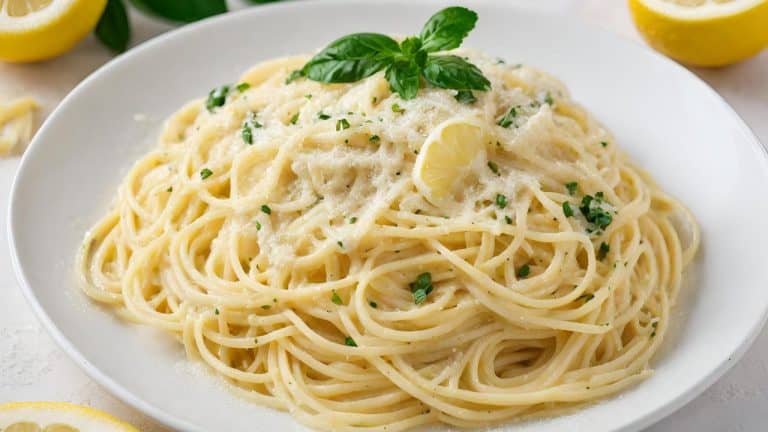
[629,0,768,67]
[0,402,139,432]
[0,0,107,62]
[0,97,39,156]
[413,117,486,205]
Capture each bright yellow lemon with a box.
[629,0,768,67]
[0,0,107,62]
[0,402,139,432]
[413,117,486,205]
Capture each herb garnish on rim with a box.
[290,7,491,100]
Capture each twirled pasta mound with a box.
[78,48,699,431]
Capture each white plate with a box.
[8,1,768,431]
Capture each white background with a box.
[1,1,766,431]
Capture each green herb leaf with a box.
[206,85,229,112]
[600,140,608,148]
[504,215,512,224]
[579,194,613,231]
[336,118,350,131]
[289,112,300,125]
[129,0,227,23]
[517,264,530,278]
[301,33,400,83]
[565,181,578,195]
[236,82,250,92]
[419,6,478,52]
[597,242,610,260]
[349,216,358,224]
[385,60,420,100]
[318,112,331,120]
[454,90,476,104]
[369,135,380,143]
[495,194,508,209]
[563,201,574,217]
[409,272,433,305]
[95,0,130,53]
[261,304,271,310]
[261,204,272,215]
[422,55,491,91]
[242,122,253,144]
[331,290,343,305]
[344,336,358,347]
[286,69,303,84]
[369,301,378,308]
[200,168,213,180]
[497,106,517,128]
[255,221,262,231]
[391,103,405,113]
[487,161,499,175]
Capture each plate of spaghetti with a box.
[8,1,768,431]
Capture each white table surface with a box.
[1,1,766,431]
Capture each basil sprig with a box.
[295,7,491,100]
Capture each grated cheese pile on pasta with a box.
[78,48,699,431]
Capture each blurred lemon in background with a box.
[629,0,768,67]
[0,0,107,62]
[0,402,139,431]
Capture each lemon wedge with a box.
[413,117,486,205]
[0,402,139,432]
[629,0,768,67]
[0,0,107,62]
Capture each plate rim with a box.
[8,1,768,431]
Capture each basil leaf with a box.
[419,6,478,53]
[130,0,227,23]
[95,0,130,53]
[302,33,400,83]
[422,55,490,91]
[385,60,420,100]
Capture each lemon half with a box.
[413,118,486,205]
[0,402,139,432]
[0,0,107,62]
[629,0,768,67]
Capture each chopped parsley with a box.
[214,308,220,315]
[487,161,499,175]
[254,221,262,231]
[544,92,554,105]
[369,301,378,308]
[579,193,613,231]
[369,134,381,144]
[261,304,271,310]
[235,82,250,92]
[336,118,350,131]
[391,103,405,113]
[495,194,508,209]
[260,204,272,215]
[337,240,344,248]
[517,264,530,278]
[289,112,300,125]
[344,336,357,347]
[565,181,578,195]
[597,242,610,260]
[304,94,313,99]
[205,85,229,112]
[318,111,331,120]
[410,272,433,305]
[166,186,173,192]
[497,106,517,128]
[349,216,358,224]
[600,140,608,148]
[504,215,513,224]
[241,122,253,144]
[455,90,476,104]
[562,201,574,217]
[200,168,213,180]
[331,290,343,305]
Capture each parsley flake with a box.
[495,194,508,209]
[344,336,357,347]
[200,168,213,180]
[336,118,350,131]
[331,291,343,305]
[410,272,433,304]
[260,204,272,215]
[517,264,530,278]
